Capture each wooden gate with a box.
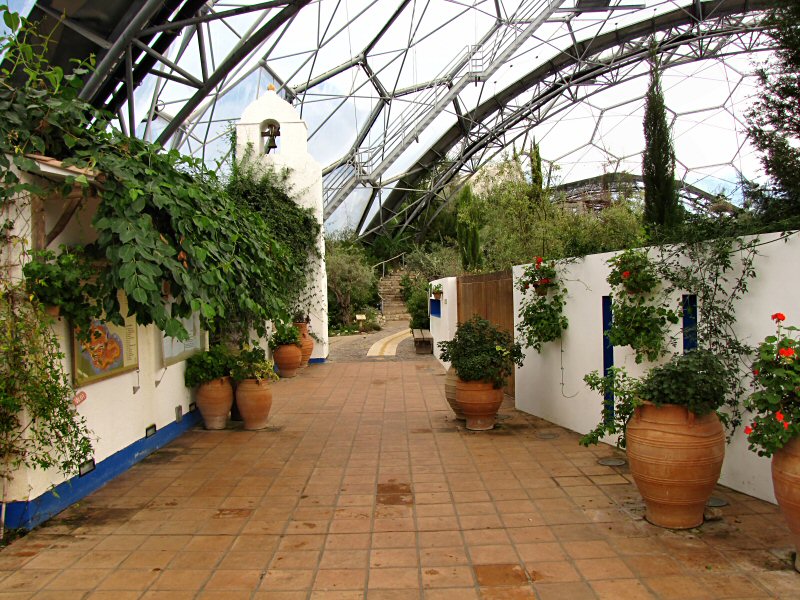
[456,270,516,397]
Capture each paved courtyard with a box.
[0,356,798,599]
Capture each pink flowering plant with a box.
[745,313,800,457]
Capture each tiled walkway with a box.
[1,360,798,599]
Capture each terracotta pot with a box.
[444,365,465,420]
[626,403,725,529]
[433,292,442,300]
[772,436,800,571]
[45,305,60,318]
[534,285,548,297]
[235,378,273,430]
[273,343,302,378]
[195,376,233,430]
[455,378,503,431]
[294,322,314,368]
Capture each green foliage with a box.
[325,234,377,326]
[638,349,728,414]
[456,185,483,271]
[580,367,640,448]
[1,9,316,344]
[404,243,462,281]
[607,296,679,364]
[746,2,800,224]
[516,258,568,352]
[431,284,443,295]
[607,249,659,294]
[269,322,301,350]
[231,345,278,382]
[399,274,414,302]
[0,283,93,495]
[405,275,431,330]
[184,345,234,388]
[438,316,523,389]
[642,46,681,232]
[745,314,800,457]
[22,246,102,335]
[580,350,727,448]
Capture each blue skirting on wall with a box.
[309,357,326,364]
[4,410,202,531]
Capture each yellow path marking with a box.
[367,329,413,357]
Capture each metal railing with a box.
[372,252,407,278]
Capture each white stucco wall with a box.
[431,232,800,504]
[429,276,459,367]
[236,89,328,360]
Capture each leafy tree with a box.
[746,1,800,224]
[325,235,376,326]
[642,46,681,232]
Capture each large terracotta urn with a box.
[195,376,234,430]
[772,436,800,571]
[455,378,503,431]
[444,366,465,420]
[235,379,273,430]
[626,402,725,529]
[294,321,314,368]
[273,344,302,378]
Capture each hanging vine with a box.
[516,257,569,352]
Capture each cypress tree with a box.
[642,46,681,232]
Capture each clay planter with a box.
[235,379,273,430]
[772,436,800,571]
[455,378,503,431]
[433,292,442,300]
[294,322,314,368]
[195,376,234,430]
[533,285,548,297]
[626,402,725,529]
[444,365,465,420]
[273,343,302,378]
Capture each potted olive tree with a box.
[269,322,302,378]
[438,316,523,430]
[231,346,278,430]
[581,349,728,529]
[184,345,234,430]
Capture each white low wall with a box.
[433,232,800,503]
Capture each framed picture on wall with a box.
[72,307,139,387]
[160,312,206,367]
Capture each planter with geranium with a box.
[231,346,279,430]
[431,284,443,300]
[745,312,800,570]
[438,316,523,430]
[270,322,303,378]
[185,345,235,430]
[606,249,678,363]
[581,349,728,529]
[516,257,568,352]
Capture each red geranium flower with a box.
[744,425,753,435]
[772,312,786,322]
[776,411,785,422]
[753,369,759,376]
[784,421,790,430]
[539,278,551,285]
[778,347,796,359]
[622,271,631,279]
[535,256,543,264]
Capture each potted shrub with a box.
[22,246,102,330]
[431,284,443,300]
[581,349,728,529]
[744,312,800,570]
[438,316,523,430]
[270,322,302,378]
[231,345,278,430]
[184,345,234,430]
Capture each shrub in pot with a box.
[184,345,234,430]
[231,345,278,430]
[438,316,523,430]
[292,313,314,369]
[270,322,302,378]
[581,349,728,529]
[744,313,800,571]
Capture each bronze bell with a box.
[262,123,280,154]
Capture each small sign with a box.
[355,314,366,321]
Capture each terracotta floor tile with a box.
[150,569,209,590]
[368,567,420,589]
[41,568,110,591]
[260,569,315,591]
[473,563,528,586]
[421,566,475,588]
[424,588,480,599]
[590,579,656,600]
[562,540,618,560]
[643,575,716,599]
[168,550,224,569]
[313,568,367,590]
[468,544,519,565]
[86,591,143,600]
[534,580,597,600]
[525,560,581,583]
[370,548,419,568]
[204,569,264,591]
[515,542,565,562]
[479,586,537,599]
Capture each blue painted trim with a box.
[4,410,201,531]
[309,357,326,364]
[682,294,698,352]
[602,296,614,423]
[430,299,442,318]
